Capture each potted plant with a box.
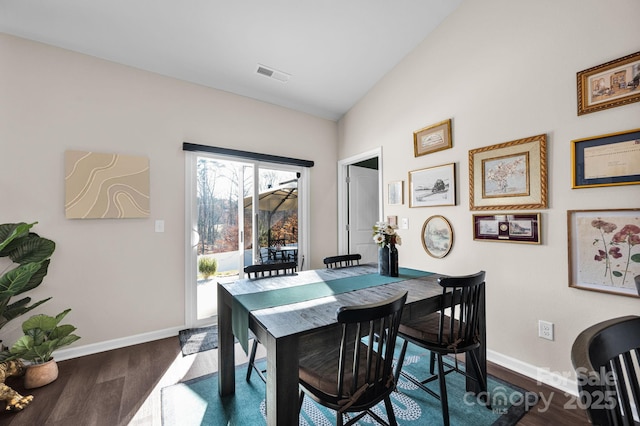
[0,222,55,334]
[0,222,55,407]
[2,309,80,388]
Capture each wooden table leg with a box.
[467,283,487,394]
[265,333,299,426]
[217,284,235,396]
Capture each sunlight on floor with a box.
[128,340,262,425]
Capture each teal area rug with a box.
[161,345,531,425]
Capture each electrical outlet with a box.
[538,320,554,341]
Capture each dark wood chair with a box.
[298,291,407,426]
[323,253,361,269]
[571,315,640,426]
[394,271,488,426]
[244,261,297,278]
[244,262,297,382]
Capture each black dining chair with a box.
[323,254,362,269]
[244,262,297,382]
[394,271,488,426]
[298,291,407,426]
[571,315,640,426]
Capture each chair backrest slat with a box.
[323,254,362,269]
[571,315,640,426]
[244,261,297,279]
[437,271,486,352]
[335,291,407,401]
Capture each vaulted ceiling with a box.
[0,0,463,120]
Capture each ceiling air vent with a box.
[256,64,290,83]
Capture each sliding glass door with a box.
[185,152,307,327]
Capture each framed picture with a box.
[409,163,456,208]
[421,215,453,258]
[571,128,640,189]
[387,180,404,205]
[413,119,452,157]
[577,51,640,115]
[472,213,541,244]
[387,215,398,227]
[469,134,547,210]
[568,209,640,298]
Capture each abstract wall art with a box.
[65,150,150,219]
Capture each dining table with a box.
[217,264,486,426]
[267,244,298,262]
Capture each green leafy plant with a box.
[198,256,218,279]
[0,222,55,332]
[2,309,80,364]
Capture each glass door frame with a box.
[184,151,310,328]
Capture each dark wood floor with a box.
[0,336,590,425]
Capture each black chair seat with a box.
[300,342,392,406]
[399,313,480,353]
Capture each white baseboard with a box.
[488,349,578,397]
[53,326,184,362]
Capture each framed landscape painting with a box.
[409,163,456,208]
[422,215,453,258]
[568,209,640,298]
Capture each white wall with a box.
[339,0,640,386]
[0,33,338,349]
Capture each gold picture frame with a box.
[469,134,547,211]
[413,119,452,157]
[568,209,640,298]
[577,51,640,115]
[421,215,453,258]
[571,128,640,189]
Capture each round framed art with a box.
[421,215,453,258]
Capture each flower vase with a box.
[388,244,399,277]
[378,246,390,276]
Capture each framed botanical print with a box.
[469,134,547,210]
[568,209,640,298]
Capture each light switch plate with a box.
[401,218,409,229]
[155,220,165,233]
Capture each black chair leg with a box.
[383,395,398,426]
[246,339,261,382]
[394,339,409,385]
[436,353,450,426]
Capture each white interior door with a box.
[348,165,379,263]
